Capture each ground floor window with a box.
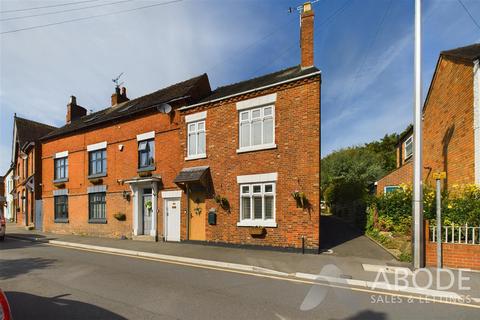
[54,195,68,222]
[89,192,106,223]
[239,182,275,226]
[384,186,401,194]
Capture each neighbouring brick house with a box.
[41,2,320,250]
[376,43,480,193]
[10,115,56,228]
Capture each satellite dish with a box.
[157,103,172,114]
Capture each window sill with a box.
[236,144,277,154]
[137,166,156,173]
[185,154,207,161]
[88,173,107,179]
[237,220,277,228]
[53,178,69,183]
[54,218,69,223]
[88,219,107,224]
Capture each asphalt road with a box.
[0,237,478,320]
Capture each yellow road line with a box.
[47,242,480,310]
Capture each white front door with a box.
[165,198,181,242]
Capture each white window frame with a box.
[404,135,413,160]
[384,185,401,194]
[238,182,276,227]
[236,173,277,227]
[186,112,207,160]
[237,104,276,153]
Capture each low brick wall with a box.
[425,221,480,270]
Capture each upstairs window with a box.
[404,136,413,160]
[54,157,68,181]
[187,121,206,158]
[89,149,107,176]
[239,105,274,151]
[138,139,155,169]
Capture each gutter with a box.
[179,70,321,111]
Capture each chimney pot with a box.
[300,1,314,68]
[111,86,129,106]
[66,95,86,124]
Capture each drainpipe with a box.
[186,186,190,241]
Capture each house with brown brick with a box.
[40,2,320,251]
[376,43,480,193]
[10,115,56,228]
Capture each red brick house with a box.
[41,3,320,250]
[10,115,56,228]
[376,43,480,192]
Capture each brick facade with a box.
[42,110,185,238]
[376,55,476,193]
[179,77,321,249]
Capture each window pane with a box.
[241,186,249,194]
[252,120,262,145]
[197,121,205,131]
[253,197,262,219]
[188,123,196,132]
[252,109,261,119]
[253,185,261,193]
[263,118,273,144]
[188,133,196,155]
[265,195,273,219]
[263,107,272,116]
[198,131,206,154]
[138,141,147,151]
[265,184,273,193]
[242,197,251,220]
[240,112,249,121]
[240,122,250,148]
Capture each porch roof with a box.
[123,175,162,184]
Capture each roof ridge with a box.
[15,115,56,129]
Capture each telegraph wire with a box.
[0,0,101,14]
[457,0,480,31]
[248,0,354,78]
[0,0,134,22]
[0,0,183,35]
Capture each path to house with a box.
[320,215,393,260]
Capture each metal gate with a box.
[35,200,43,230]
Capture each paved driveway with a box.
[320,215,394,261]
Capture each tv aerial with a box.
[112,72,124,88]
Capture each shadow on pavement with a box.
[0,235,47,251]
[320,215,363,250]
[5,291,127,320]
[332,310,387,320]
[0,257,56,280]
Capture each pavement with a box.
[1,237,479,320]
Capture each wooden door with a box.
[189,190,206,241]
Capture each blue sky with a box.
[1,0,479,175]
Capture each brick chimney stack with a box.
[66,95,87,124]
[111,86,129,106]
[300,2,314,68]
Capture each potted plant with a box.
[292,191,309,209]
[214,194,230,212]
[145,200,153,212]
[114,212,126,221]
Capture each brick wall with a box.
[42,109,184,238]
[376,161,413,195]
[425,222,480,270]
[423,56,475,188]
[179,77,321,249]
